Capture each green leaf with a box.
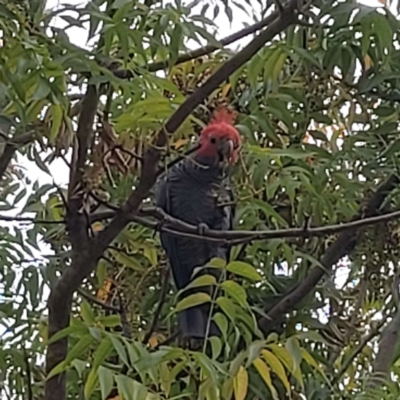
[46,323,89,345]
[84,368,98,399]
[47,334,93,379]
[109,335,129,366]
[262,349,291,395]
[80,300,95,324]
[50,104,63,142]
[182,274,217,291]
[92,337,113,370]
[301,348,330,385]
[292,47,321,68]
[226,261,262,281]
[99,315,121,328]
[209,336,222,360]
[115,375,148,400]
[174,293,211,312]
[216,296,236,322]
[253,358,278,400]
[221,280,248,308]
[213,312,228,337]
[98,366,114,400]
[32,78,51,100]
[285,336,302,374]
[233,366,248,400]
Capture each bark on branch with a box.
[258,174,400,334]
[45,85,100,400]
[90,206,400,244]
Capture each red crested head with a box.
[196,107,241,165]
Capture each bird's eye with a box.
[210,137,217,144]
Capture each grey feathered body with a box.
[155,156,234,339]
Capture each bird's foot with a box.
[197,223,209,236]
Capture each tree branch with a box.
[258,174,400,334]
[45,85,100,400]
[0,215,65,224]
[93,0,301,257]
[78,288,120,313]
[142,265,170,345]
[89,206,400,245]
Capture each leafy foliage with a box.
[2,0,400,399]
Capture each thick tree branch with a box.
[89,206,400,245]
[93,0,301,257]
[112,5,283,79]
[258,174,400,334]
[45,85,100,400]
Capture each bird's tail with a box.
[178,304,220,339]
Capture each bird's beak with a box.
[218,138,234,164]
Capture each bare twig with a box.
[0,215,65,224]
[118,293,131,338]
[154,331,180,349]
[78,288,120,313]
[143,265,170,345]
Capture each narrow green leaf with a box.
[221,280,247,308]
[115,375,147,400]
[50,104,63,142]
[253,358,278,400]
[174,293,211,312]
[80,300,95,324]
[109,335,129,366]
[183,274,217,291]
[98,366,114,400]
[98,315,121,327]
[262,349,291,395]
[226,261,262,281]
[216,296,236,322]
[209,336,222,360]
[285,336,302,373]
[92,337,113,370]
[84,368,98,399]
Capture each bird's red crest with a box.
[209,108,238,126]
[197,107,241,164]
